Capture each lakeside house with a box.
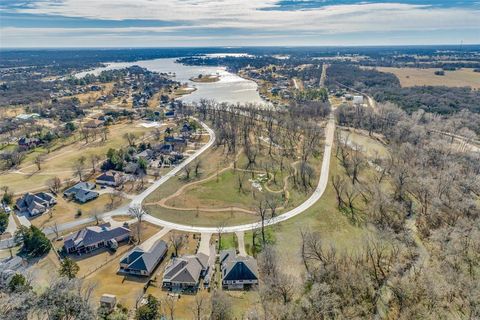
[220,249,259,290]
[63,223,130,255]
[63,182,99,203]
[119,240,168,276]
[15,192,57,217]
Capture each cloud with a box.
[1,0,479,46]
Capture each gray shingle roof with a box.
[120,240,167,274]
[163,256,203,284]
[220,250,259,282]
[64,223,130,251]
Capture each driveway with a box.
[198,233,212,255]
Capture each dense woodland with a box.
[327,63,480,115]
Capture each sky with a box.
[1,0,479,47]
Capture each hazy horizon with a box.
[1,0,479,48]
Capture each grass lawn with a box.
[0,121,155,194]
[259,155,375,278]
[165,169,281,210]
[144,205,259,227]
[339,129,389,158]
[82,229,198,309]
[30,193,129,229]
[144,146,229,204]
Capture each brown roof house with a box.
[63,223,130,255]
[15,192,56,217]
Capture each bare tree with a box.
[194,159,203,177]
[129,205,145,244]
[123,132,137,147]
[34,154,45,171]
[183,164,192,180]
[256,199,269,245]
[331,175,346,209]
[72,156,87,181]
[163,295,176,320]
[108,190,122,209]
[211,291,232,320]
[101,126,109,141]
[266,195,280,218]
[47,176,62,194]
[89,154,101,173]
[191,292,209,320]
[216,220,227,251]
[169,232,184,257]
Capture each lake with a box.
[75,58,265,105]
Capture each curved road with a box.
[45,113,335,235]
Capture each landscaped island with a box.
[189,73,220,83]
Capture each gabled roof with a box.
[64,223,130,250]
[120,240,167,274]
[64,182,96,197]
[220,250,259,282]
[163,256,203,284]
[16,192,55,213]
[96,171,122,183]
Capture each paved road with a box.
[142,113,335,233]
[47,112,335,235]
[44,119,215,235]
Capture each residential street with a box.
[45,112,335,235]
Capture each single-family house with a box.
[63,223,130,255]
[84,119,104,129]
[124,162,140,174]
[220,250,259,290]
[119,240,168,276]
[155,143,174,155]
[18,137,42,149]
[63,182,99,203]
[15,192,56,216]
[96,171,123,187]
[164,136,186,145]
[162,247,215,292]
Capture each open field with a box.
[339,129,389,158]
[375,67,480,89]
[144,205,259,227]
[30,193,130,229]
[0,121,157,193]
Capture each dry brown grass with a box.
[375,67,480,89]
[30,194,129,229]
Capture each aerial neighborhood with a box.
[1,43,479,319]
